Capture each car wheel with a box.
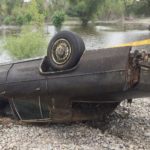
[47,31,85,71]
[76,34,85,54]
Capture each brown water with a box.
[0,24,150,63]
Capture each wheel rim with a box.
[51,38,72,65]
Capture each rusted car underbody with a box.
[0,46,150,123]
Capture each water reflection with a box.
[69,25,150,49]
[0,23,150,63]
[46,24,150,49]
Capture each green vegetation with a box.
[126,0,150,16]
[4,26,47,59]
[0,0,150,60]
[52,11,65,28]
[0,0,150,26]
[98,0,124,20]
[22,0,45,25]
[2,0,47,59]
[67,0,103,26]
[0,0,45,25]
[3,16,14,25]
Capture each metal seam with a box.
[11,98,22,120]
[39,96,43,118]
[3,69,126,85]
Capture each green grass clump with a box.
[4,26,47,60]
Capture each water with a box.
[0,24,150,63]
[46,24,150,49]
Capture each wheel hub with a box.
[56,45,66,58]
[52,39,71,65]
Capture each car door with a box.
[6,59,46,96]
[5,59,51,121]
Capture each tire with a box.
[75,34,85,54]
[79,36,85,54]
[47,31,85,71]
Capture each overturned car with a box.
[0,31,149,123]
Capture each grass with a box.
[4,26,47,60]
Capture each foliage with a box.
[98,0,124,20]
[4,0,21,15]
[3,16,14,25]
[67,0,103,26]
[127,0,150,16]
[23,0,45,25]
[52,11,65,28]
[0,0,150,26]
[15,15,25,26]
[48,0,67,13]
[36,0,46,14]
[1,0,45,25]
[4,26,47,59]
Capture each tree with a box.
[52,11,65,29]
[0,0,7,21]
[12,0,45,25]
[67,0,103,26]
[128,0,150,16]
[98,0,125,20]
[4,0,21,15]
[48,0,66,12]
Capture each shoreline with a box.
[0,18,150,29]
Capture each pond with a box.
[0,23,150,63]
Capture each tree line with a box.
[0,0,150,26]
